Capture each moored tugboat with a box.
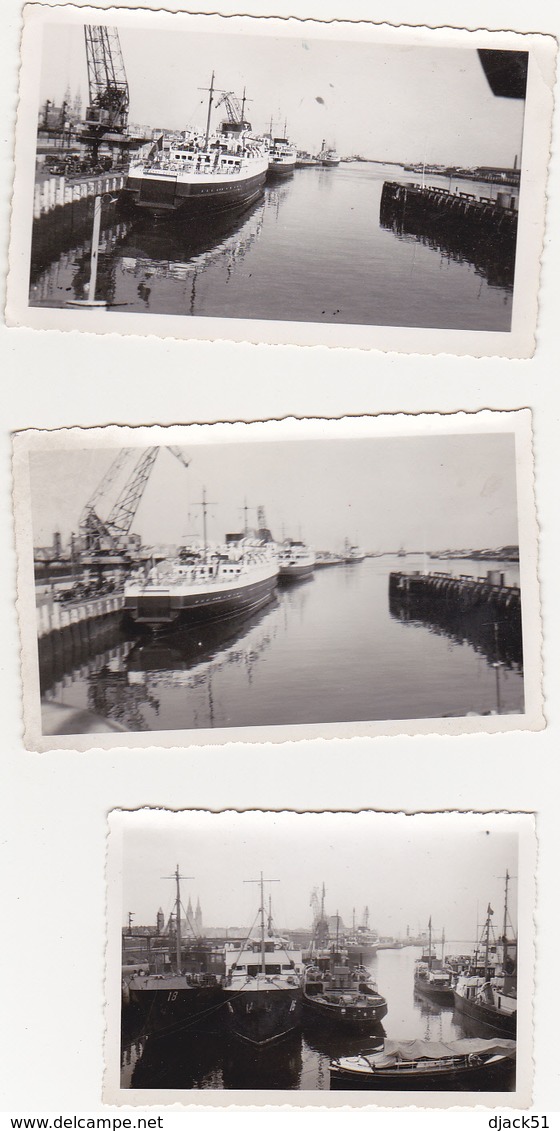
[223,875,304,1046]
[303,949,387,1032]
[413,920,454,1006]
[452,872,517,1038]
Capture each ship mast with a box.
[245,872,279,973]
[428,916,432,969]
[163,864,194,973]
[502,868,510,968]
[441,926,445,963]
[483,903,492,980]
[204,71,215,149]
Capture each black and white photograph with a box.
[13,412,541,748]
[7,6,555,354]
[105,808,535,1106]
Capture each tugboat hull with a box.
[226,986,302,1046]
[453,991,516,1037]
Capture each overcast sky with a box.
[30,432,519,554]
[117,810,518,939]
[39,21,525,166]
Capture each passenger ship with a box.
[267,135,297,178]
[125,74,269,217]
[278,540,316,581]
[123,533,279,630]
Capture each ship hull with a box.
[226,987,302,1046]
[414,980,455,1006]
[267,160,296,180]
[278,563,315,581]
[128,983,226,1036]
[303,994,387,1031]
[125,166,267,217]
[452,991,516,1037]
[124,571,278,629]
[345,943,378,961]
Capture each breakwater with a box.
[380,181,518,289]
[388,571,522,671]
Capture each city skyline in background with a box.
[29,432,520,556]
[39,20,526,167]
[118,810,519,939]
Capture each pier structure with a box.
[379,180,518,289]
[388,570,522,670]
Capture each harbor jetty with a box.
[379,180,518,288]
[389,570,522,671]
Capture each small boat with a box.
[330,1037,516,1090]
[223,879,303,1046]
[278,539,315,581]
[123,493,279,630]
[452,873,517,1038]
[303,950,387,1032]
[125,74,269,217]
[413,921,454,1005]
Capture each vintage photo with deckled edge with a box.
[12,412,543,751]
[6,4,556,356]
[104,808,536,1108]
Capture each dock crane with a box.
[79,445,190,556]
[215,89,252,130]
[83,25,130,159]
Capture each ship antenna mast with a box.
[162,865,194,972]
[244,872,279,973]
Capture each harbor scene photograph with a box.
[106,808,533,1105]
[9,7,554,352]
[14,413,540,746]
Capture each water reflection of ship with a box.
[125,600,278,729]
[388,588,523,674]
[115,197,266,291]
[222,1027,303,1089]
[127,1030,227,1091]
[125,1027,304,1091]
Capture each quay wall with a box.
[37,595,127,692]
[33,172,127,220]
[30,173,127,281]
[388,571,522,669]
[379,181,518,289]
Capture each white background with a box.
[1,0,559,1124]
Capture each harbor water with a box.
[30,164,515,331]
[40,555,524,732]
[121,941,492,1091]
